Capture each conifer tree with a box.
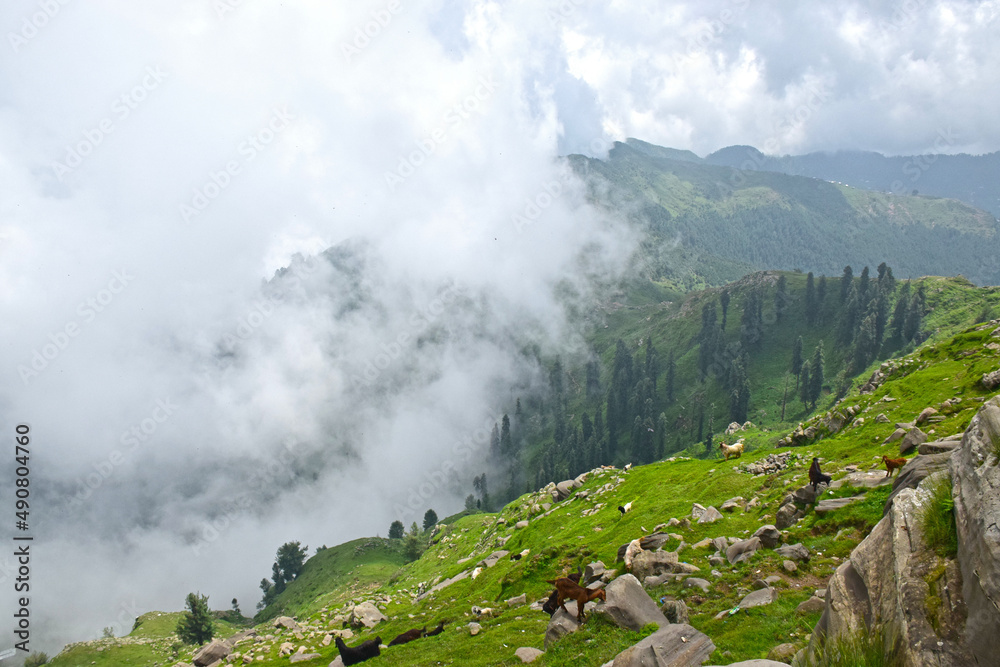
[799,361,811,407]
[852,312,878,373]
[644,336,659,391]
[838,282,860,345]
[858,265,871,306]
[388,520,404,539]
[740,288,764,349]
[817,275,828,314]
[585,360,601,400]
[775,275,788,322]
[500,414,513,458]
[720,289,731,329]
[903,288,925,343]
[840,265,854,302]
[177,593,214,645]
[698,302,720,378]
[890,281,912,341]
[422,509,438,531]
[665,350,676,404]
[489,423,500,458]
[809,342,824,409]
[805,272,817,325]
[728,357,751,424]
[791,336,804,389]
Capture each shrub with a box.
[819,622,899,666]
[921,475,958,558]
[177,592,215,645]
[24,653,48,667]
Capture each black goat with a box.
[334,636,381,665]
[388,627,425,646]
[425,620,446,636]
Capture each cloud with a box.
[0,0,994,652]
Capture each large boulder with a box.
[272,616,300,632]
[544,608,580,648]
[753,525,783,549]
[599,573,669,631]
[950,395,1000,664]
[515,647,544,663]
[477,550,509,568]
[790,485,822,505]
[697,506,723,524]
[738,587,777,608]
[584,561,606,584]
[192,640,231,667]
[815,496,864,515]
[609,624,715,667]
[660,599,689,625]
[775,503,802,530]
[349,601,387,628]
[774,543,810,562]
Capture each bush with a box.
[819,622,899,666]
[921,475,958,558]
[177,592,215,645]
[24,653,48,667]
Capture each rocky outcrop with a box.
[753,525,783,549]
[738,451,795,476]
[899,427,928,455]
[544,608,580,648]
[799,396,1000,666]
[349,601,387,628]
[882,452,952,515]
[192,639,231,666]
[950,395,1000,664]
[630,550,699,580]
[726,537,761,564]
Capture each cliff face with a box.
[798,396,1000,666]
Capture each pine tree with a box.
[816,275,828,323]
[177,592,214,645]
[500,414,513,458]
[858,266,871,306]
[388,520,404,539]
[838,282,860,345]
[809,342,824,409]
[489,423,500,458]
[775,275,788,322]
[655,412,667,459]
[665,350,676,404]
[805,272,817,325]
[728,357,750,424]
[740,288,763,350]
[585,360,601,400]
[581,413,593,443]
[791,336,804,389]
[903,288,925,343]
[644,336,659,391]
[890,281,912,341]
[423,509,438,531]
[275,542,308,583]
[403,522,423,562]
[720,289,730,329]
[852,312,877,373]
[698,302,720,378]
[840,265,854,302]
[799,362,811,407]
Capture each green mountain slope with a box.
[46,283,1000,667]
[573,141,1000,288]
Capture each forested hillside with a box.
[571,141,1000,289]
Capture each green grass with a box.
[921,475,958,558]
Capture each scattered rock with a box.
[726,537,761,564]
[192,640,231,667]
[584,561,606,584]
[884,427,907,444]
[764,575,782,585]
[349,601,387,629]
[753,525,783,549]
[544,608,580,648]
[796,596,825,614]
[685,578,711,592]
[815,496,864,515]
[273,617,301,632]
[981,369,1000,389]
[915,407,939,425]
[738,587,777,608]
[515,520,529,529]
[776,503,802,530]
[660,599,689,624]
[775,543,810,562]
[506,593,527,608]
[690,503,706,520]
[600,573,669,631]
[918,437,962,455]
[721,497,744,512]
[477,550,509,568]
[782,560,798,574]
[515,647,544,663]
[875,413,890,423]
[899,427,928,455]
[767,642,799,662]
[289,654,321,664]
[468,622,482,636]
[697,506,723,524]
[608,624,715,667]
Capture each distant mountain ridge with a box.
[624,138,1000,218]
[570,140,1000,287]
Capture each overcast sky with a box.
[1,0,998,654]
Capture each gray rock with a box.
[899,426,928,455]
[726,537,761,564]
[600,573,669,631]
[883,427,906,444]
[721,497,744,512]
[815,496,864,515]
[690,503,707,520]
[515,647,544,663]
[796,596,825,614]
[915,407,938,425]
[609,624,715,667]
[782,560,797,573]
[753,525,783,549]
[775,503,801,530]
[708,555,725,566]
[883,452,953,514]
[768,642,798,663]
[660,599,689,625]
[544,608,579,648]
[830,471,892,489]
[638,532,673,551]
[584,561,606,584]
[981,369,1000,389]
[738,587,777,608]
[706,661,792,667]
[698,506,723,523]
[506,593,527,607]
[193,640,231,667]
[685,577,710,592]
[515,520,529,529]
[289,654,321,664]
[477,550,509,568]
[875,413,890,423]
[468,621,482,636]
[951,396,1000,664]
[790,485,822,505]
[918,439,961,455]
[349,601,387,628]
[775,543,810,562]
[764,575,782,585]
[629,550,699,579]
[273,616,301,631]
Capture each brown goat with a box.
[388,627,425,646]
[545,577,607,621]
[882,455,907,477]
